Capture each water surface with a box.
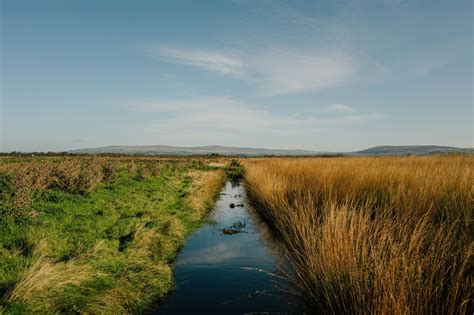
[154,182,298,314]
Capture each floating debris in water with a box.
[230,220,246,229]
[229,203,244,209]
[222,228,240,235]
[222,220,246,235]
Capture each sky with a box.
[0,0,472,152]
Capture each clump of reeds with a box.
[244,155,473,314]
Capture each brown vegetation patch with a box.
[186,169,226,222]
[243,155,473,314]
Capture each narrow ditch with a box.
[153,181,300,314]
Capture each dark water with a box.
[153,182,299,314]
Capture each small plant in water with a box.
[225,160,244,184]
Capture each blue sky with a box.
[1,0,472,152]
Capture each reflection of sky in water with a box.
[154,182,299,314]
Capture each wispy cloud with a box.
[144,45,244,75]
[252,50,355,96]
[322,104,356,114]
[132,97,296,134]
[143,45,356,96]
[296,104,386,124]
[130,97,386,140]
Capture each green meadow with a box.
[0,156,226,313]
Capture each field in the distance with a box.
[0,156,226,313]
[244,155,473,314]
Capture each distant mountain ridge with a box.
[354,145,474,155]
[70,145,321,156]
[69,145,473,156]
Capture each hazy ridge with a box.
[69,145,473,156]
[355,145,473,155]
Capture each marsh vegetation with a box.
[244,155,472,314]
[1,155,472,314]
[0,156,225,313]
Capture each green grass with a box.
[0,159,225,313]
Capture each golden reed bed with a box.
[243,155,472,314]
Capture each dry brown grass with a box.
[187,169,226,222]
[0,156,220,210]
[243,155,473,314]
[0,157,105,209]
[7,256,97,312]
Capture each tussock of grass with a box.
[243,155,473,314]
[6,256,98,313]
[0,156,226,313]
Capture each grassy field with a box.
[243,155,473,314]
[0,156,226,313]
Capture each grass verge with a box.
[0,156,225,313]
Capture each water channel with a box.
[154,182,300,314]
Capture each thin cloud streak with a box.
[252,50,356,96]
[144,45,356,95]
[322,104,357,114]
[130,97,387,138]
[145,45,244,75]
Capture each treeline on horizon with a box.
[0,151,344,158]
[1,151,471,158]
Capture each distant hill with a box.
[354,145,474,155]
[69,145,321,156]
[68,144,473,157]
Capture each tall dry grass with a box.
[243,155,473,314]
[186,169,226,222]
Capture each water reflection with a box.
[154,182,300,314]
